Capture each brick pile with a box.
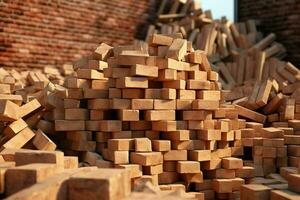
[52,33,256,199]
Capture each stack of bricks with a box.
[0,66,72,154]
[52,33,256,199]
[54,43,112,156]
[240,124,288,177]
[239,164,300,200]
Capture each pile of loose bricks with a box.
[0,33,299,200]
[0,0,299,199]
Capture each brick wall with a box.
[238,0,300,65]
[0,0,157,68]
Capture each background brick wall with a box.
[0,0,157,69]
[238,0,300,66]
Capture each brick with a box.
[130,152,163,166]
[135,138,152,152]
[152,120,176,131]
[167,38,187,61]
[143,164,163,175]
[240,184,271,200]
[19,99,41,118]
[4,167,97,200]
[131,99,153,110]
[68,169,130,200]
[152,140,171,152]
[118,109,139,121]
[161,88,176,100]
[144,110,175,121]
[15,150,64,168]
[116,77,148,88]
[261,127,284,138]
[162,130,190,141]
[187,80,211,89]
[189,150,211,161]
[3,118,27,138]
[5,163,60,195]
[288,173,300,193]
[0,100,19,121]
[150,34,173,46]
[3,127,35,149]
[235,104,266,123]
[116,164,142,179]
[192,99,219,110]
[163,150,187,161]
[108,139,134,151]
[212,179,232,193]
[177,161,200,173]
[131,64,158,77]
[197,90,221,100]
[64,156,79,169]
[153,99,176,110]
[222,157,243,169]
[55,120,85,131]
[33,129,56,151]
[76,69,104,79]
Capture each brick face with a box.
[238,0,300,65]
[0,0,157,68]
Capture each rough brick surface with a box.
[0,0,156,68]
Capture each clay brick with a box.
[144,110,175,121]
[222,157,243,169]
[152,140,171,152]
[135,138,152,152]
[33,129,56,151]
[143,164,163,175]
[55,120,85,131]
[3,127,35,149]
[162,130,190,141]
[192,99,219,110]
[5,163,60,195]
[118,109,139,121]
[68,168,130,200]
[150,34,173,46]
[177,161,200,173]
[240,184,271,200]
[130,152,163,166]
[117,164,142,179]
[131,99,153,110]
[288,173,300,193]
[189,150,211,161]
[76,69,104,80]
[15,150,64,168]
[212,179,232,193]
[163,150,187,161]
[64,156,79,169]
[107,139,134,151]
[116,77,148,88]
[152,120,177,131]
[3,118,27,138]
[0,100,19,121]
[131,64,158,77]
[153,99,176,110]
[167,38,187,61]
